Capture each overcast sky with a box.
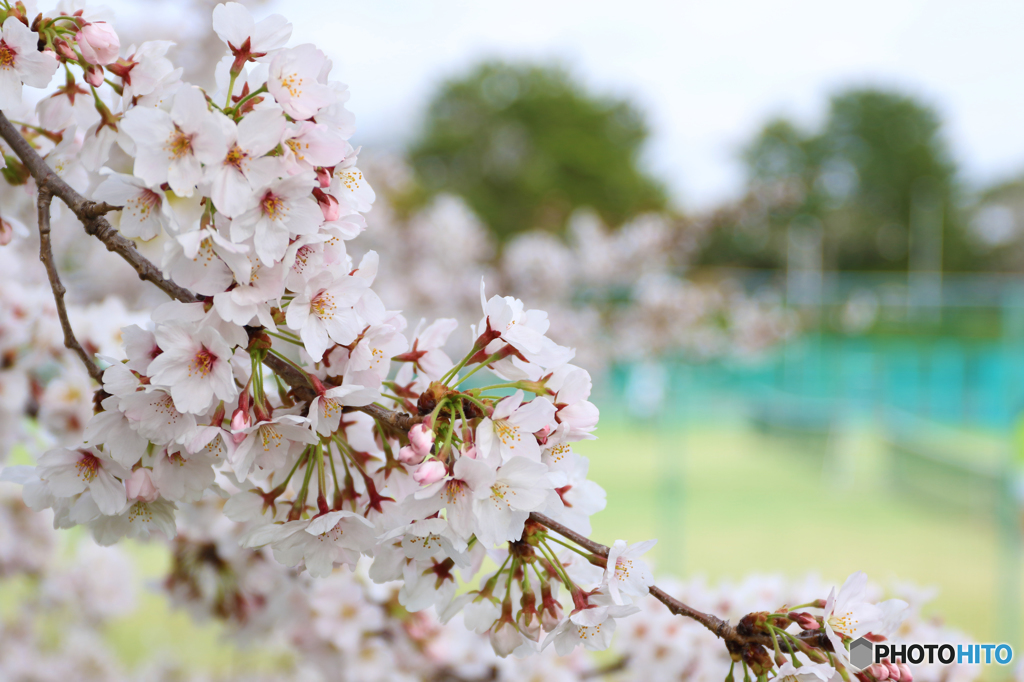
[129,0,1024,210]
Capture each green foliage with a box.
[408,62,666,242]
[700,89,981,271]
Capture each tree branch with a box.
[0,111,197,304]
[528,511,828,652]
[348,402,423,431]
[0,111,317,394]
[36,187,103,382]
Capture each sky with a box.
[126,0,1024,211]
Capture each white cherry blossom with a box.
[121,86,226,197]
[0,17,59,109]
[147,324,237,414]
[268,44,336,120]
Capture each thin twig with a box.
[0,111,195,304]
[36,187,103,382]
[528,511,827,651]
[347,402,423,432]
[0,110,315,392]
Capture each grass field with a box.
[578,417,1024,648]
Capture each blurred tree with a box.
[407,62,667,242]
[698,88,981,272]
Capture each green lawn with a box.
[578,418,1024,648]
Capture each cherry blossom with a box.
[285,271,369,361]
[147,324,237,414]
[121,86,227,197]
[268,43,336,120]
[0,3,909,671]
[231,171,325,265]
[476,390,556,463]
[823,571,885,661]
[93,171,175,240]
[603,538,657,604]
[212,2,292,66]
[36,446,127,516]
[0,17,59,109]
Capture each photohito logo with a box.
[849,637,1014,671]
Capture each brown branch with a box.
[0,111,197,305]
[349,402,423,431]
[36,187,103,382]
[0,111,320,395]
[529,511,827,652]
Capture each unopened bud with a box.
[53,37,77,61]
[231,407,251,443]
[867,664,889,680]
[895,664,912,682]
[408,423,434,458]
[884,661,900,680]
[126,467,159,503]
[76,22,120,65]
[412,460,446,485]
[312,187,340,221]
[789,612,819,630]
[397,445,424,465]
[84,63,104,87]
[315,166,332,188]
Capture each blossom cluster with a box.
[0,0,909,674]
[0,0,650,659]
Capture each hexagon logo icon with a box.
[850,637,874,671]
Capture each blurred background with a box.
[10,0,1024,675]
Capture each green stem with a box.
[543,534,592,560]
[276,448,308,490]
[327,441,341,494]
[316,441,326,499]
[538,540,574,590]
[224,72,238,108]
[451,351,505,388]
[264,330,303,346]
[228,84,268,115]
[294,450,315,517]
[441,343,481,385]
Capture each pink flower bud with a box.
[460,444,478,459]
[408,423,434,458]
[397,445,424,465]
[536,425,552,444]
[84,64,104,87]
[315,167,332,188]
[412,460,446,485]
[312,187,340,221]
[867,664,889,680]
[231,408,251,444]
[126,468,159,503]
[896,664,912,682]
[884,661,901,680]
[76,22,120,65]
[790,612,818,630]
[53,37,76,61]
